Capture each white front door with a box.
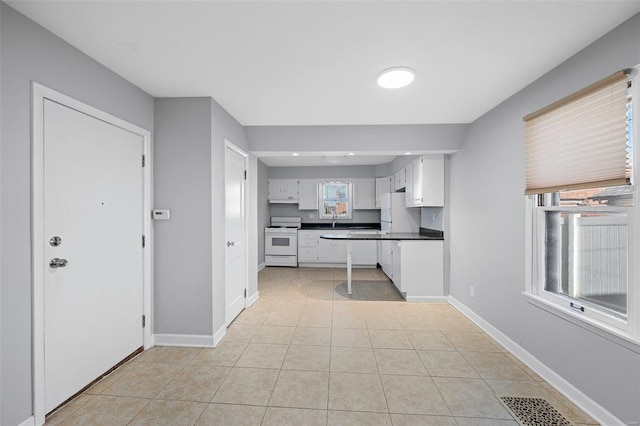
[225,142,247,324]
[43,99,144,413]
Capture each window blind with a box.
[524,70,632,195]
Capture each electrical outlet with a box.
[469,286,475,298]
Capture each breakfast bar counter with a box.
[321,229,443,297]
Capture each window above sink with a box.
[319,182,352,219]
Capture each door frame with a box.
[31,82,153,425]
[221,139,249,326]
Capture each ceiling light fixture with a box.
[348,153,355,156]
[292,153,299,156]
[404,152,412,155]
[377,67,415,89]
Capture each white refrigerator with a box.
[380,193,420,233]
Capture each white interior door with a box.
[225,143,247,324]
[43,99,144,413]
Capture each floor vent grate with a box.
[500,396,572,426]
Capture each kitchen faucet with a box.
[332,212,338,228]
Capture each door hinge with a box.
[244,170,247,180]
[142,315,146,328]
[244,289,247,298]
[142,235,146,248]
[142,154,146,167]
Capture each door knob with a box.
[49,258,68,268]
[227,241,235,247]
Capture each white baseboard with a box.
[448,297,625,426]
[18,416,35,426]
[258,262,266,271]
[405,295,449,303]
[213,323,226,347]
[247,290,260,307]
[153,333,214,348]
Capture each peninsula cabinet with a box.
[379,239,444,301]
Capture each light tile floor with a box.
[46,267,599,425]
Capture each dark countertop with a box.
[300,222,381,230]
[320,228,444,241]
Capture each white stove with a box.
[265,217,301,267]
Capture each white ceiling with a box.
[8,1,639,167]
[9,1,640,129]
[258,153,397,167]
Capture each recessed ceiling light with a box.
[377,67,415,89]
[323,156,344,164]
[292,153,299,156]
[348,153,355,156]
[404,152,412,155]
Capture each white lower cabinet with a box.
[298,230,319,263]
[298,230,376,266]
[317,232,349,263]
[378,239,443,299]
[298,246,318,263]
[317,238,335,262]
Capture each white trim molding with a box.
[405,296,449,303]
[31,82,153,426]
[258,262,266,272]
[213,324,227,347]
[153,334,215,348]
[18,416,35,426]
[246,290,260,308]
[449,296,627,426]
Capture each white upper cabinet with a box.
[353,179,376,210]
[405,162,414,206]
[268,179,299,203]
[393,167,407,191]
[298,179,318,210]
[375,176,391,208]
[409,155,444,207]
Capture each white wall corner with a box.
[213,324,227,347]
[448,296,627,426]
[247,291,260,307]
[258,263,266,272]
[152,334,214,348]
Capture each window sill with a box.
[523,292,640,354]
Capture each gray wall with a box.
[209,98,250,330]
[247,124,468,154]
[154,97,250,336]
[0,4,155,425]
[448,13,640,423]
[153,98,213,335]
